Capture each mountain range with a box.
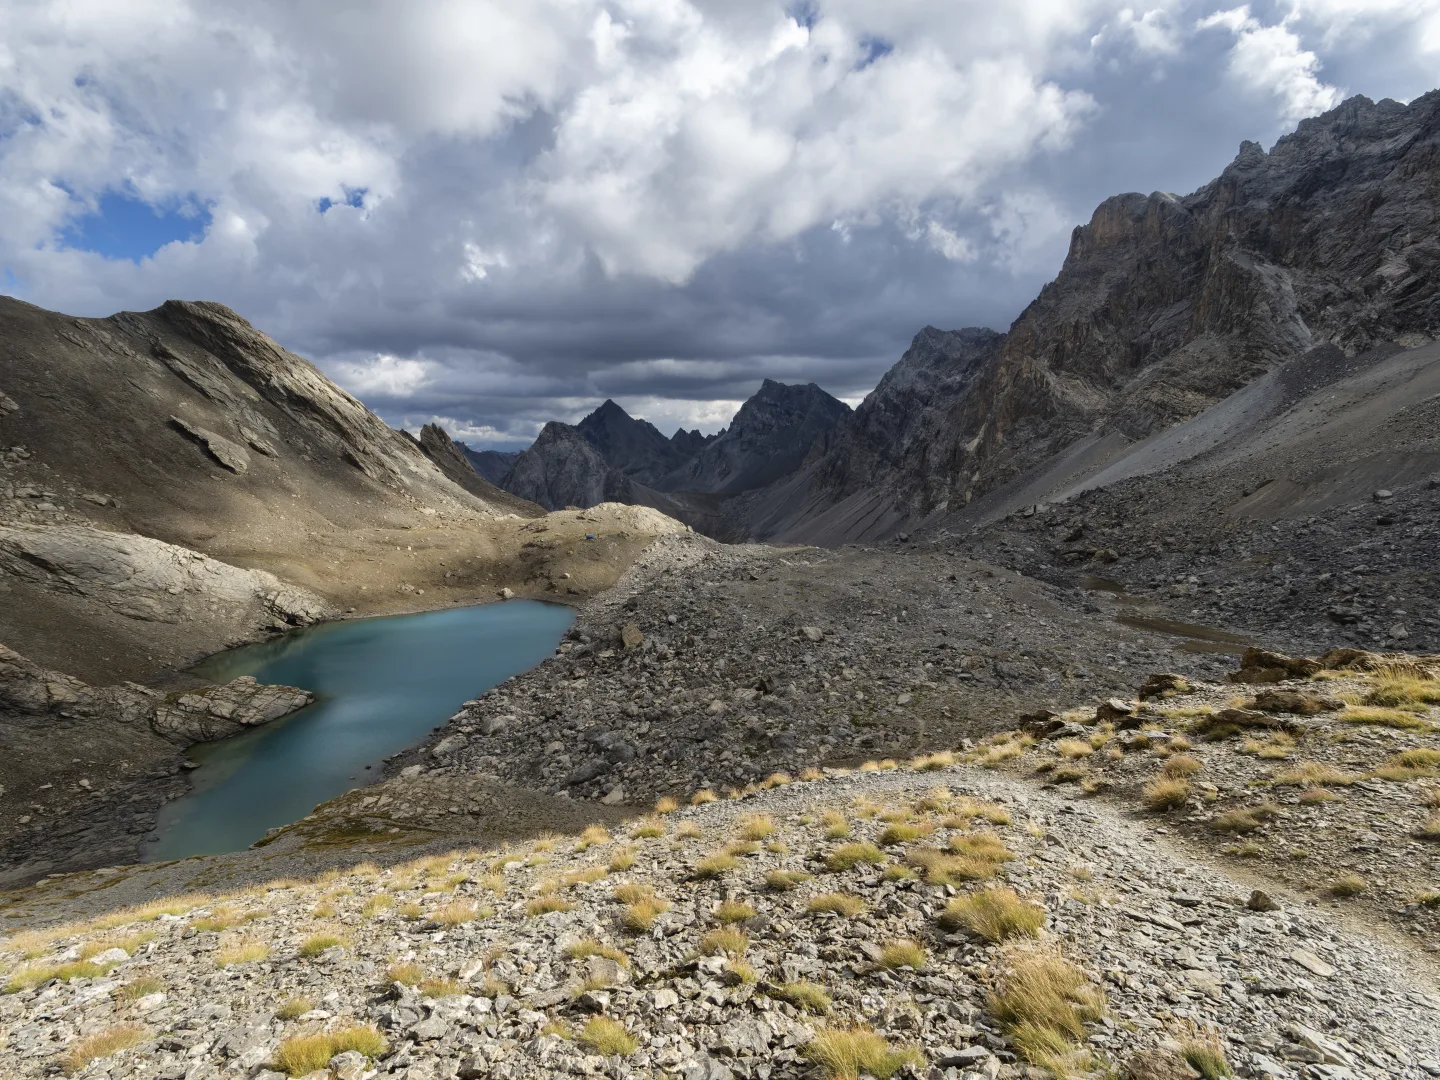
[457,91,1440,546]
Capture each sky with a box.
[3,1,1440,448]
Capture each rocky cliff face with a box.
[779,91,1440,535]
[416,423,540,515]
[575,399,692,485]
[661,379,852,495]
[502,422,622,511]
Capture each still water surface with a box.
[148,600,574,860]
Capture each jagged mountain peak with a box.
[658,379,851,496]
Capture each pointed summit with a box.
[576,398,692,484]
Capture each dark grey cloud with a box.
[2,1,1437,447]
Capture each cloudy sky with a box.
[3,1,1439,447]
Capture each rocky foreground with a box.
[1,744,1437,1080]
[3,598,1440,1078]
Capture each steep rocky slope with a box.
[750,92,1440,543]
[502,423,628,512]
[414,425,540,515]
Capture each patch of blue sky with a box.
[856,36,893,69]
[787,1,819,30]
[318,186,368,214]
[59,189,211,262]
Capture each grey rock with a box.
[170,415,250,473]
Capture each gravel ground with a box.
[0,761,1436,1079]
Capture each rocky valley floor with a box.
[1,524,1438,1078]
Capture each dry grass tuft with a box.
[699,927,748,956]
[760,771,794,788]
[877,940,928,970]
[1161,754,1203,778]
[738,814,777,841]
[575,824,612,850]
[564,938,629,966]
[620,893,671,932]
[361,894,394,917]
[940,887,1045,942]
[820,811,851,839]
[434,900,481,925]
[1340,706,1433,731]
[1414,815,1440,841]
[1275,761,1355,786]
[911,750,956,771]
[692,852,741,879]
[297,933,346,958]
[578,1016,639,1056]
[690,788,718,805]
[715,900,757,924]
[777,980,832,1014]
[655,795,681,814]
[1299,787,1342,805]
[60,1023,147,1075]
[1372,748,1440,781]
[608,846,637,872]
[115,975,163,1004]
[878,821,933,846]
[216,940,269,968]
[1179,1031,1233,1079]
[825,842,886,871]
[272,1025,386,1076]
[988,949,1106,1073]
[274,996,313,1020]
[1142,777,1190,811]
[765,869,813,891]
[1055,738,1093,759]
[387,961,424,985]
[1242,731,1296,759]
[526,895,576,917]
[675,821,703,840]
[807,892,866,917]
[803,1025,923,1080]
[631,818,665,839]
[1328,873,1367,897]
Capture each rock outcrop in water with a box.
[0,643,313,882]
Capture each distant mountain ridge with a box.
[488,386,849,524]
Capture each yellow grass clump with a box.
[578,1016,638,1056]
[877,940,928,970]
[825,842,886,871]
[216,940,270,968]
[1142,777,1190,811]
[803,1025,924,1080]
[807,893,866,917]
[987,950,1106,1074]
[60,1023,148,1075]
[777,980,832,1013]
[272,1025,386,1076]
[699,927,749,956]
[940,888,1044,942]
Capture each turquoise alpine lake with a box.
[147,600,574,860]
